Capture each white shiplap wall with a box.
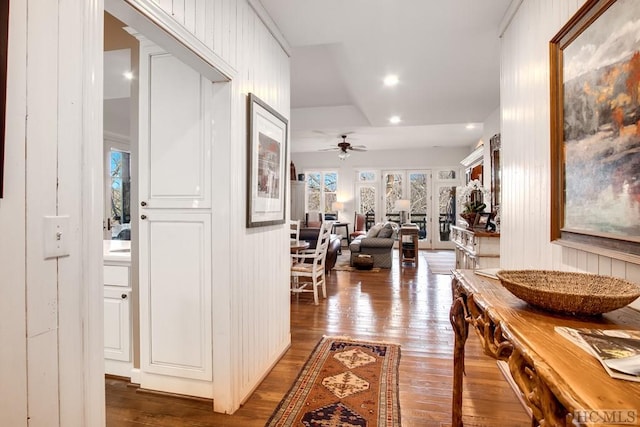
[1,0,290,423]
[1,1,106,426]
[138,0,291,412]
[500,0,640,288]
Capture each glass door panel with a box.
[434,185,456,249]
[408,171,429,241]
[383,171,403,223]
[108,149,131,240]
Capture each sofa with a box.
[298,227,342,273]
[349,222,399,268]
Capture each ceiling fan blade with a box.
[349,147,367,152]
[319,147,340,151]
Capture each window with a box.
[109,149,131,240]
[356,170,377,215]
[306,171,338,213]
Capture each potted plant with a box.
[459,179,489,228]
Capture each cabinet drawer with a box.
[104,265,130,287]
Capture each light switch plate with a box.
[44,215,70,259]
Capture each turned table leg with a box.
[450,294,469,427]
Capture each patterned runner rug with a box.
[266,336,401,426]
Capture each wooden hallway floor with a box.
[106,250,530,427]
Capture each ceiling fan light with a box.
[338,151,350,160]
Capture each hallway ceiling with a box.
[259,0,511,153]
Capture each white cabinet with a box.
[104,287,131,362]
[138,47,212,210]
[139,212,212,385]
[451,225,500,270]
[103,259,133,377]
[290,180,305,222]
[137,41,214,399]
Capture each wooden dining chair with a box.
[290,222,332,305]
[290,219,300,241]
[350,212,367,241]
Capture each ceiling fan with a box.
[320,135,367,160]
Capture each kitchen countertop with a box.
[103,240,131,263]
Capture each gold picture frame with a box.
[550,0,640,263]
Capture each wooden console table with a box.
[450,269,640,427]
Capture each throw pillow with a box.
[366,222,384,238]
[377,222,394,238]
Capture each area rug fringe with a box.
[266,335,402,426]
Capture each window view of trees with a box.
[110,149,131,240]
[409,173,428,214]
[384,173,403,214]
[358,187,375,214]
[438,186,456,242]
[306,171,337,213]
[359,171,375,181]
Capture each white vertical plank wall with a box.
[129,0,291,412]
[0,0,28,425]
[25,0,63,424]
[1,0,105,426]
[500,0,640,295]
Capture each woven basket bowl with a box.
[495,270,640,316]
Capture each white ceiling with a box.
[259,0,511,153]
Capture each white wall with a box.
[1,1,105,426]
[500,0,640,287]
[0,1,290,424]
[130,0,291,412]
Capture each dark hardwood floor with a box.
[106,250,530,426]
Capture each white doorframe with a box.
[82,1,108,425]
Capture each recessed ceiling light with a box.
[383,74,399,86]
[123,71,134,80]
[389,115,401,124]
[465,123,475,130]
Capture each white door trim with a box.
[83,0,107,425]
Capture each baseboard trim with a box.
[239,334,291,407]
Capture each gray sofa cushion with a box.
[377,223,395,238]
[366,222,384,237]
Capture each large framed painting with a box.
[247,93,288,228]
[550,0,640,263]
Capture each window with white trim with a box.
[305,171,338,214]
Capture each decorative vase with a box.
[460,213,477,228]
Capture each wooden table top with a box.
[454,269,640,416]
[290,240,310,252]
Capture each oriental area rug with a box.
[266,336,401,427]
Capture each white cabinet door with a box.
[139,212,212,381]
[138,46,212,209]
[104,287,131,362]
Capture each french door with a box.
[382,170,431,248]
